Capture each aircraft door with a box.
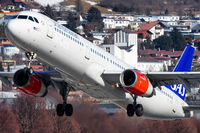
[46,20,54,39]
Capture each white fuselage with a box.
[5,11,192,120]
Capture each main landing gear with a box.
[127,95,143,117]
[56,83,73,116]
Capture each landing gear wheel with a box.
[56,82,73,117]
[135,104,143,117]
[65,104,73,116]
[56,104,64,116]
[127,104,134,117]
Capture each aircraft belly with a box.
[136,91,185,120]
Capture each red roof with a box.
[14,0,22,2]
[139,21,160,31]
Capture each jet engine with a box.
[120,69,154,97]
[13,69,47,97]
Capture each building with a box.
[137,21,165,41]
[0,39,20,57]
[101,29,138,66]
[103,14,134,29]
[134,14,180,22]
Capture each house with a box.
[137,21,165,41]
[103,14,134,29]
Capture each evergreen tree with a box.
[87,7,104,31]
[87,7,102,23]
[170,28,186,50]
[66,12,77,32]
[76,0,83,14]
[43,4,56,20]
[165,9,169,14]
[154,35,173,50]
[140,36,154,49]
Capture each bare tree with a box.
[12,95,54,133]
[0,101,20,133]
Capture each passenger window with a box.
[34,17,39,23]
[18,15,28,19]
[28,16,34,22]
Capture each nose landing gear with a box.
[127,95,143,117]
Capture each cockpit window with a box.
[28,16,34,22]
[18,15,28,19]
[10,15,18,19]
[33,17,39,23]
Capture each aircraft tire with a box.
[135,104,143,117]
[56,104,64,116]
[127,104,134,117]
[65,104,73,116]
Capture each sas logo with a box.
[170,84,186,96]
[165,84,186,100]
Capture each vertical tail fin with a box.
[166,45,195,100]
[173,45,195,72]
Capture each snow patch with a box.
[84,0,98,5]
[34,0,64,6]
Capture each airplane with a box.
[3,11,200,120]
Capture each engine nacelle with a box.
[120,69,154,97]
[13,69,47,97]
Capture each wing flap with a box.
[146,72,200,88]
[183,105,200,111]
[102,70,122,85]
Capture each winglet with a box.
[173,45,195,72]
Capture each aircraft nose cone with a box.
[5,20,19,40]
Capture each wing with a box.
[183,105,200,111]
[146,71,200,91]
[0,70,65,89]
[102,70,200,91]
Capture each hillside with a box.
[60,0,117,14]
[60,0,200,15]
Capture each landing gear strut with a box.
[56,83,73,116]
[127,95,143,117]
[25,51,37,74]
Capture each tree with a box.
[12,95,54,133]
[76,0,83,14]
[170,28,186,50]
[87,7,102,23]
[66,12,77,32]
[154,35,173,50]
[87,7,104,31]
[140,36,154,49]
[165,9,169,14]
[0,101,20,133]
[43,4,56,20]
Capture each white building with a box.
[2,45,20,57]
[134,15,180,22]
[101,29,166,72]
